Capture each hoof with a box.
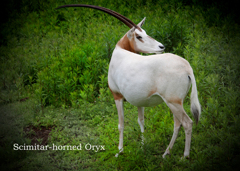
[180,156,190,161]
[115,148,123,157]
[180,155,190,160]
[162,152,170,158]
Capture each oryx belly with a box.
[126,91,164,107]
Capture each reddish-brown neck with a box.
[116,34,136,53]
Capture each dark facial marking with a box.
[136,33,144,43]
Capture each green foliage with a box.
[35,44,108,107]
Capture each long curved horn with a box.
[56,4,141,31]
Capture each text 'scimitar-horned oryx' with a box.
[56,4,201,158]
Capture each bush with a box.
[35,44,108,107]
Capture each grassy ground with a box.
[1,0,240,170]
[0,93,239,170]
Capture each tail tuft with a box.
[191,104,200,125]
[189,74,201,125]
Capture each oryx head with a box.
[126,17,165,54]
[56,4,165,54]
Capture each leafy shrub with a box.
[35,44,108,107]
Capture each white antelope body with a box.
[57,4,201,158]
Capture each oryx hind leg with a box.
[163,115,181,158]
[164,100,193,158]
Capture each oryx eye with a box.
[136,35,142,39]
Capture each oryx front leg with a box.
[115,98,124,157]
[138,107,144,146]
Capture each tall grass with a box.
[0,0,239,170]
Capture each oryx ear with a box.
[137,17,146,28]
[127,27,135,39]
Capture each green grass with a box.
[0,0,240,170]
[1,98,239,170]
